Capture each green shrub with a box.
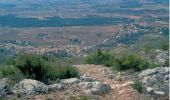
[0,66,24,86]
[0,66,21,78]
[113,53,149,71]
[163,58,169,67]
[43,63,79,83]
[85,49,113,66]
[5,54,79,84]
[16,92,21,98]
[8,54,47,81]
[148,63,160,69]
[131,80,143,93]
[143,45,154,54]
[85,49,150,71]
[161,42,169,51]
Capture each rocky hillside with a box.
[0,64,169,100]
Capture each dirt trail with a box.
[75,64,141,100]
[28,64,150,100]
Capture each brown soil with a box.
[23,64,152,100]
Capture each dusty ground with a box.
[24,64,152,100]
[75,65,151,100]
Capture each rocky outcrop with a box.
[12,79,48,96]
[91,82,111,95]
[59,75,111,95]
[78,75,111,95]
[0,78,10,97]
[60,78,80,85]
[5,74,110,97]
[155,50,168,66]
[138,67,169,96]
[79,74,95,82]
[48,83,64,91]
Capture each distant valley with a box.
[0,0,169,64]
[0,15,132,27]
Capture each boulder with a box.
[146,87,154,95]
[0,78,10,97]
[91,82,111,95]
[12,79,48,96]
[138,67,169,96]
[78,82,92,89]
[155,50,168,66]
[80,74,94,82]
[48,83,64,91]
[138,69,158,78]
[79,81,111,95]
[60,78,79,85]
[154,91,165,96]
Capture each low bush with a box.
[5,53,79,84]
[85,49,113,67]
[0,66,25,86]
[163,58,169,67]
[131,80,143,93]
[85,49,151,71]
[43,63,79,83]
[8,54,46,81]
[0,66,21,78]
[161,41,169,51]
[113,53,149,71]
[143,45,154,54]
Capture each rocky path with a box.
[75,64,142,100]
[26,64,150,100]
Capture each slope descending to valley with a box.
[27,64,162,100]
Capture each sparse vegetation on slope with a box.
[160,41,169,51]
[85,49,157,71]
[131,80,143,93]
[2,54,79,84]
[113,52,149,71]
[0,65,25,86]
[85,49,114,67]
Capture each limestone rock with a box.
[78,82,92,89]
[138,67,169,96]
[155,50,168,66]
[60,78,79,85]
[0,78,10,97]
[12,79,48,96]
[91,82,111,95]
[79,81,111,95]
[48,83,64,91]
[80,74,94,82]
